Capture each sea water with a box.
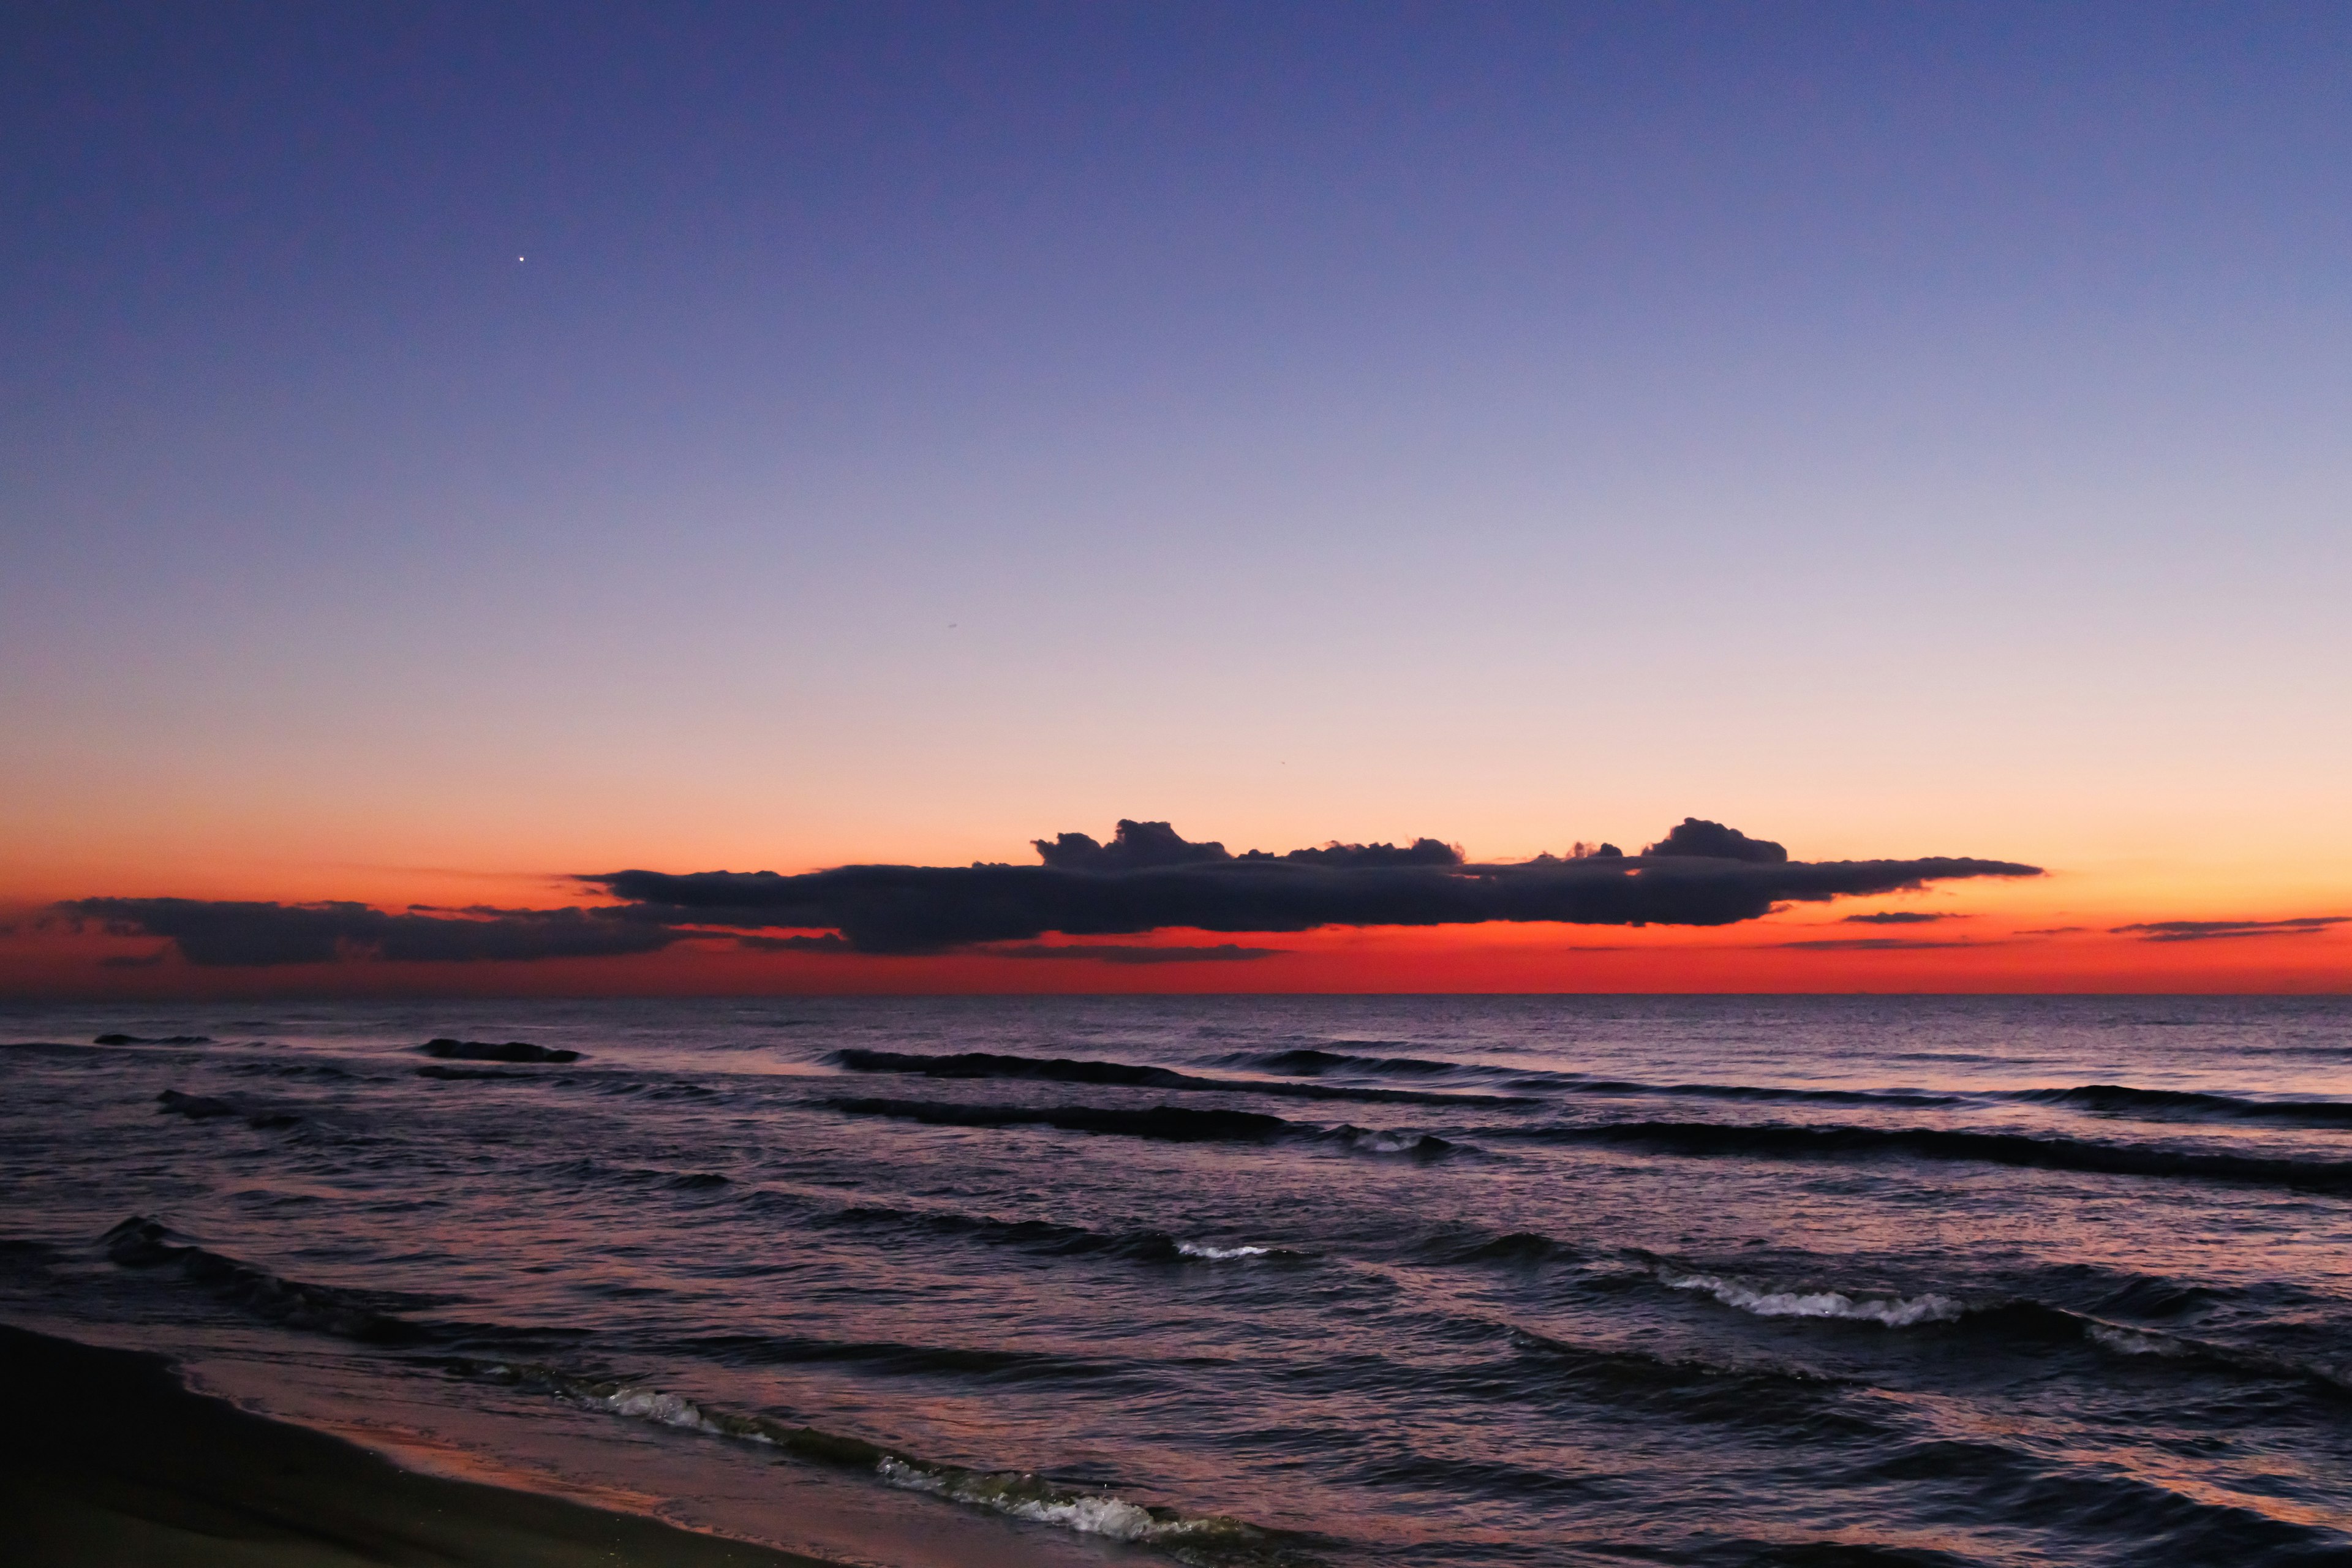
[3,995,2349,1566]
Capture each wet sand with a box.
[0,1321,838,1567]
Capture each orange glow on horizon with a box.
[6,897,2345,1000]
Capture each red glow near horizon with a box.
[7,905,2346,1000]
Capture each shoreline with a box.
[0,1321,840,1568]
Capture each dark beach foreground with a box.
[0,1322,831,1568]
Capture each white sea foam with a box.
[1178,1242,1271,1260]
[1353,1131,1425,1154]
[1662,1270,1965,1327]
[594,1384,723,1432]
[534,1367,1259,1549]
[2086,1323,2190,1357]
[876,1457,1223,1542]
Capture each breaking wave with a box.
[470,1361,1316,1564]
[1658,1269,1966,1326]
[1646,1260,2352,1397]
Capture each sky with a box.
[2,1,2347,996]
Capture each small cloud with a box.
[2111,916,2348,944]
[2018,925,2087,936]
[1642,818,1787,863]
[55,898,680,967]
[1839,911,1961,925]
[1772,937,1978,951]
[1033,820,1235,871]
[990,943,1283,964]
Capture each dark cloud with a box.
[55,818,2041,968]
[991,943,1283,964]
[2019,925,2087,936]
[1840,911,1960,925]
[1771,937,1978,951]
[1259,839,1461,868]
[1033,820,1234,870]
[737,933,854,953]
[1034,818,1461,870]
[2111,916,2347,944]
[58,899,681,968]
[1642,818,1787,863]
[589,818,2040,956]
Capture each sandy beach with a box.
[0,1322,835,1568]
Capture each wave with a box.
[1646,1259,2352,1397]
[1235,1057,2352,1130]
[543,1156,734,1193]
[1231,1047,1468,1077]
[1506,1119,2352,1192]
[1658,1269,1967,1327]
[156,1088,301,1129]
[100,1216,431,1343]
[228,1060,357,1080]
[94,1033,214,1045]
[821,1096,1461,1157]
[1557,1077,1963,1109]
[1502,1324,1861,1435]
[831,1048,1521,1106]
[809,1203,1313,1267]
[1415,1229,1581,1266]
[2076,1319,2352,1395]
[665,1330,1127,1383]
[469,1360,1314,1564]
[2010,1084,2352,1128]
[97,1216,583,1351]
[418,1038,581,1064]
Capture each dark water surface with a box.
[4,996,2350,1567]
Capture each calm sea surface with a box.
[4,996,2350,1567]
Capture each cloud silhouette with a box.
[1642,818,1787,863]
[1840,911,1960,925]
[1033,820,1237,870]
[1035,819,1462,870]
[736,933,853,953]
[2111,916,2346,943]
[58,899,681,967]
[589,818,2040,955]
[53,818,2041,967]
[1771,937,1978,951]
[992,943,1284,963]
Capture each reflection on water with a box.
[2,995,2350,1566]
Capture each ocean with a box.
[2,995,2348,1567]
